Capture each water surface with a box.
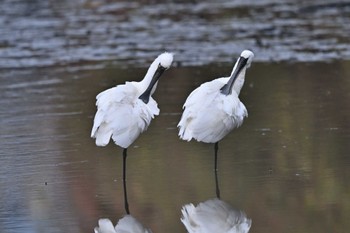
[0,61,349,233]
[1,0,350,69]
[1,0,350,232]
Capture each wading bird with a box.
[91,52,173,182]
[177,50,254,171]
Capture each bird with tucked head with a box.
[178,50,254,171]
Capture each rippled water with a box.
[1,0,350,233]
[1,60,350,233]
[1,0,350,69]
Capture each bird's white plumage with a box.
[94,216,152,233]
[91,83,159,148]
[157,52,173,69]
[91,52,173,148]
[178,78,247,143]
[178,50,253,143]
[181,198,252,233]
[240,50,254,60]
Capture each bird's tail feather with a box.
[94,124,112,146]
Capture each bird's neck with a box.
[222,68,246,96]
[232,69,246,95]
[139,60,160,95]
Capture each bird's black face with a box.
[220,56,248,95]
[154,63,167,77]
[235,56,248,74]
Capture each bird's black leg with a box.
[214,142,219,172]
[215,168,221,199]
[122,148,130,214]
[214,142,221,199]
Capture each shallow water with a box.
[1,0,350,232]
[1,60,350,233]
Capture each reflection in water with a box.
[0,61,349,233]
[214,163,221,199]
[94,216,152,233]
[181,153,251,233]
[181,198,251,233]
[94,161,152,233]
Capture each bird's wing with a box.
[111,98,158,148]
[178,79,226,142]
[91,85,129,138]
[91,83,159,148]
[178,78,247,143]
[221,92,248,129]
[182,78,227,109]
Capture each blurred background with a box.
[0,0,350,233]
[1,0,350,68]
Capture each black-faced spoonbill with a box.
[91,52,173,183]
[177,50,254,171]
[181,198,252,233]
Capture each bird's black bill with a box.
[139,65,166,104]
[220,56,248,95]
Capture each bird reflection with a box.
[181,162,251,233]
[214,163,221,199]
[94,172,152,233]
[94,216,152,233]
[181,198,251,233]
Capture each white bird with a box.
[91,52,173,182]
[181,198,252,233]
[94,216,152,233]
[177,50,254,170]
